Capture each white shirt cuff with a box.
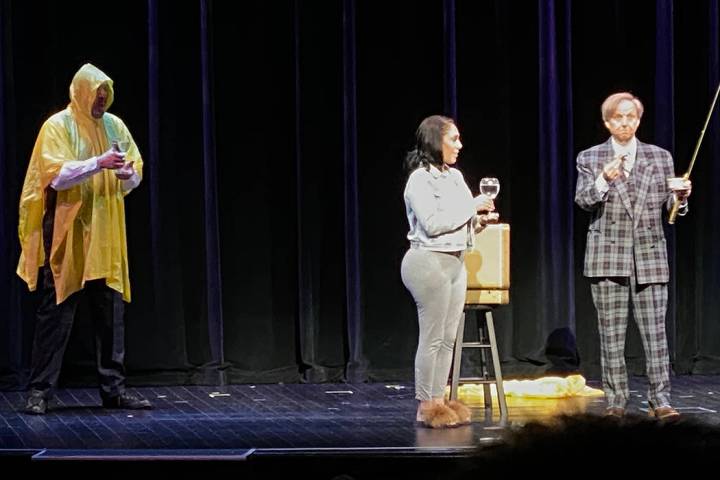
[50,157,101,190]
[121,171,141,192]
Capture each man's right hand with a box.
[97,149,126,169]
[602,155,625,181]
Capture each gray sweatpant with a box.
[401,248,466,401]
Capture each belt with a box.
[438,250,463,258]
[409,245,464,258]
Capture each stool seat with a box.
[450,304,508,423]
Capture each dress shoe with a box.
[649,405,680,420]
[604,407,625,418]
[102,392,152,410]
[25,390,48,415]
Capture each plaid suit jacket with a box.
[575,138,676,284]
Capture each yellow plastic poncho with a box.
[17,63,143,304]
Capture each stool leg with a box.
[485,310,508,423]
[482,383,492,411]
[479,313,492,410]
[450,311,466,401]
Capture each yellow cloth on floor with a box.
[448,374,604,400]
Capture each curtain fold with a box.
[0,0,25,389]
[537,0,576,359]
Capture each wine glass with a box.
[666,176,689,194]
[111,139,130,153]
[111,139,132,179]
[479,177,500,200]
[478,177,500,224]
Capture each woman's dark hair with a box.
[404,115,455,175]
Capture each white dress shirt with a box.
[594,137,637,194]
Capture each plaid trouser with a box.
[590,269,671,409]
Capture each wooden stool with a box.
[454,223,510,422]
[450,304,508,423]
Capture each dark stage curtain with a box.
[2,0,720,390]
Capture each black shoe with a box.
[25,390,48,415]
[102,392,152,410]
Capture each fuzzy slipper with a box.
[446,400,472,424]
[418,403,460,428]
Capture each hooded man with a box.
[18,63,152,414]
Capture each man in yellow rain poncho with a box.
[17,63,152,414]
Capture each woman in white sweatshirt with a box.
[401,115,494,428]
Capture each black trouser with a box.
[28,267,126,400]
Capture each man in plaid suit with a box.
[575,92,691,420]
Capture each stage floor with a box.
[2,375,720,474]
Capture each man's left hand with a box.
[114,161,135,180]
[671,178,692,201]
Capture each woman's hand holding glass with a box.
[474,195,498,227]
[474,194,495,213]
[475,177,500,225]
